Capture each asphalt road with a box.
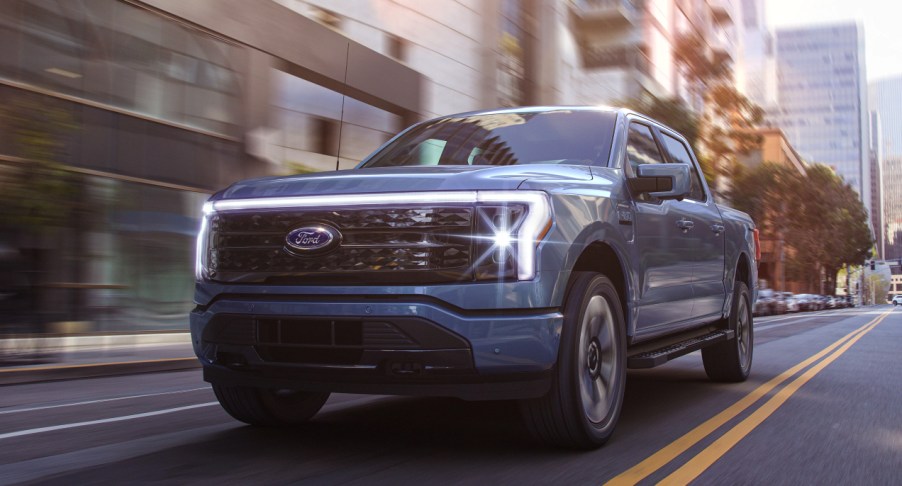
[2,306,900,485]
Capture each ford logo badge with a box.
[285,225,340,254]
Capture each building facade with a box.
[890,269,902,301]
[0,0,748,334]
[868,111,884,259]
[557,0,740,107]
[734,0,769,107]
[869,76,902,261]
[735,127,807,293]
[0,0,421,333]
[771,23,870,216]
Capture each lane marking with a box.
[755,309,835,325]
[605,310,891,485]
[0,387,211,415]
[756,319,823,332]
[660,311,891,484]
[0,402,217,440]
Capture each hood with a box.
[217,165,593,200]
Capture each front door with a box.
[657,130,726,320]
[625,121,696,332]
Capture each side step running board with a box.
[627,330,735,369]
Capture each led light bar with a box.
[209,192,478,212]
[198,191,553,281]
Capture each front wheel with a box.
[702,281,753,382]
[519,272,626,449]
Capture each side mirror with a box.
[629,163,691,200]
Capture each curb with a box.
[0,358,200,386]
[0,332,192,352]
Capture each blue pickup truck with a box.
[191,106,758,448]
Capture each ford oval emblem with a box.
[285,225,340,254]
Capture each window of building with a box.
[497,0,533,107]
[387,34,406,62]
[310,6,341,30]
[3,0,243,138]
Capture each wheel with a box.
[702,280,753,382]
[213,385,330,426]
[519,272,626,449]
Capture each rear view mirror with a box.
[629,163,691,200]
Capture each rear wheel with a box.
[519,272,626,449]
[703,281,753,382]
[213,385,330,426]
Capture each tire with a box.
[703,280,753,382]
[519,272,626,449]
[213,385,330,426]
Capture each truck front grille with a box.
[208,207,473,284]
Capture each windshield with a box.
[360,110,617,168]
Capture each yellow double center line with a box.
[607,309,892,486]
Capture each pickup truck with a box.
[191,106,758,448]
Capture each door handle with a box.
[711,223,725,235]
[676,219,694,232]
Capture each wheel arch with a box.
[735,252,752,292]
[570,241,633,338]
[725,251,754,326]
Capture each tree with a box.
[727,161,798,236]
[0,93,76,231]
[622,95,699,147]
[0,92,90,327]
[672,32,763,193]
[817,168,873,292]
[730,162,873,293]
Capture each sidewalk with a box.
[0,332,199,385]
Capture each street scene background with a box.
[0,0,898,336]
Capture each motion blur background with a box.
[0,0,899,337]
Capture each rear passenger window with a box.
[660,133,706,202]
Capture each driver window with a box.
[660,133,706,202]
[625,122,666,202]
[626,123,665,176]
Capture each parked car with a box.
[893,295,902,306]
[783,293,800,313]
[191,106,759,449]
[795,294,816,311]
[773,292,789,314]
[755,289,777,316]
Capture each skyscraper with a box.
[870,76,902,260]
[771,23,870,214]
[735,0,769,107]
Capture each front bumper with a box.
[190,296,563,400]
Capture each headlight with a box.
[195,201,214,281]
[474,191,552,281]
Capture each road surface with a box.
[2,306,900,485]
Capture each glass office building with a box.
[0,0,420,334]
[870,76,902,260]
[771,23,870,214]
